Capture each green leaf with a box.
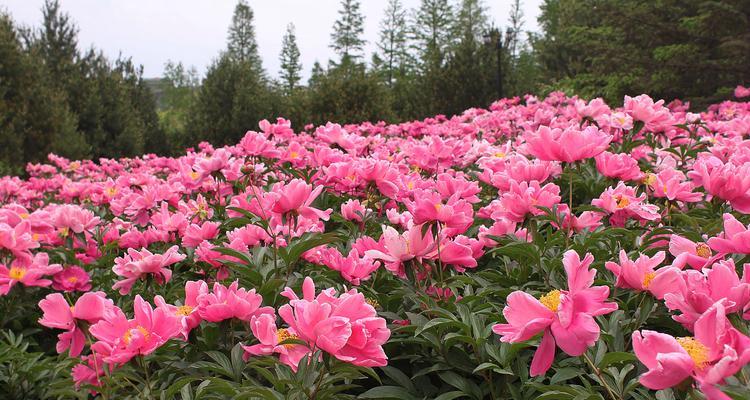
[358,386,418,399]
[598,352,637,369]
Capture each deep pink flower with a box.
[604,250,680,299]
[89,295,182,364]
[0,253,62,295]
[197,280,274,322]
[242,313,310,371]
[112,245,185,295]
[525,125,612,163]
[633,302,750,395]
[493,251,617,376]
[595,151,642,181]
[270,179,332,221]
[688,157,750,214]
[669,234,717,270]
[707,213,750,254]
[52,266,92,292]
[182,221,220,248]
[38,292,113,357]
[365,224,436,277]
[154,280,207,340]
[278,277,391,367]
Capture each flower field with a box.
[2,87,750,400]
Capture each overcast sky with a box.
[2,0,543,79]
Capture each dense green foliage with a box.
[533,0,750,107]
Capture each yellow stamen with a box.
[539,290,561,312]
[8,267,26,280]
[642,272,656,288]
[494,152,506,158]
[123,326,150,345]
[276,328,298,348]
[289,151,299,159]
[365,298,380,309]
[642,173,656,186]
[677,337,709,369]
[176,305,194,316]
[59,227,70,237]
[615,195,630,209]
[407,181,414,190]
[434,203,443,211]
[106,187,117,196]
[695,243,711,258]
[67,276,78,283]
[19,213,29,219]
[190,171,200,180]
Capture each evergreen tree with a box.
[454,0,488,41]
[377,0,409,86]
[330,0,366,61]
[279,23,302,94]
[226,0,262,70]
[413,0,454,68]
[534,0,750,106]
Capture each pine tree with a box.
[413,0,454,68]
[330,0,366,61]
[279,23,302,94]
[226,0,262,69]
[454,0,488,42]
[377,0,409,86]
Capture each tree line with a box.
[1,0,748,173]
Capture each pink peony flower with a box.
[278,277,391,367]
[604,250,680,299]
[38,292,113,357]
[0,253,62,295]
[633,302,750,396]
[365,224,436,278]
[707,213,750,255]
[154,280,207,340]
[242,313,310,371]
[669,234,716,270]
[89,295,182,364]
[270,179,332,221]
[112,245,185,295]
[492,250,617,376]
[525,125,612,163]
[52,266,92,292]
[595,151,643,181]
[197,280,274,322]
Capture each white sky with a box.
[1,0,543,79]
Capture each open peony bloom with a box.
[492,251,618,376]
[365,224,436,278]
[707,213,750,255]
[52,266,92,292]
[664,259,750,329]
[0,252,62,295]
[669,234,717,270]
[112,245,186,295]
[242,313,310,371]
[595,151,643,181]
[89,295,182,364]
[270,179,332,221]
[38,292,114,357]
[592,182,660,226]
[154,280,207,340]
[688,157,750,214]
[197,280,274,322]
[525,125,612,163]
[605,250,680,299]
[278,277,390,367]
[633,302,750,397]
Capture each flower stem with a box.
[582,353,621,400]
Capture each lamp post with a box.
[483,28,502,99]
